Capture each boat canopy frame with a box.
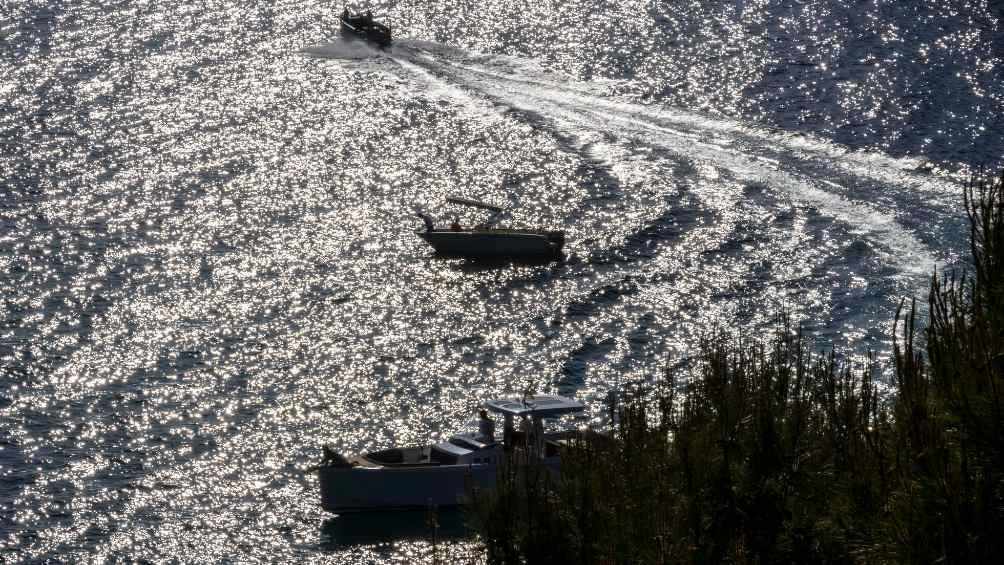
[445,196,504,226]
[445,196,503,213]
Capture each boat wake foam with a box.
[302,38,384,60]
[390,41,947,282]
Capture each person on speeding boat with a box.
[416,211,434,232]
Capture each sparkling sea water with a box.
[2,1,1003,562]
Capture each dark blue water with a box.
[2,0,1002,561]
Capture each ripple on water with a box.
[1,0,1000,562]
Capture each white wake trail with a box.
[302,38,384,60]
[391,56,502,121]
[403,50,937,281]
[430,49,961,196]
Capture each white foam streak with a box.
[301,39,382,60]
[436,50,961,194]
[401,48,936,280]
[391,56,502,121]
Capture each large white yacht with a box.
[318,395,585,513]
[415,197,566,260]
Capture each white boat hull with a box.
[320,463,498,512]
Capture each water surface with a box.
[2,0,1002,561]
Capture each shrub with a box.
[471,170,1004,564]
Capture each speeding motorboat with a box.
[415,197,566,260]
[318,395,585,513]
[339,8,392,49]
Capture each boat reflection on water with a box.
[319,508,470,549]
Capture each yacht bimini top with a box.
[484,395,585,418]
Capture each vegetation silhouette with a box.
[470,169,1004,564]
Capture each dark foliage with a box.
[471,170,1004,564]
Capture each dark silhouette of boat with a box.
[415,197,566,261]
[339,8,392,49]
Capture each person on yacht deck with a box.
[478,409,495,443]
[502,413,514,450]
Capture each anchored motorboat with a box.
[415,197,566,260]
[318,395,585,513]
[339,8,392,49]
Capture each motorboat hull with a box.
[419,229,565,259]
[320,463,497,513]
[318,395,584,513]
[339,17,392,49]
